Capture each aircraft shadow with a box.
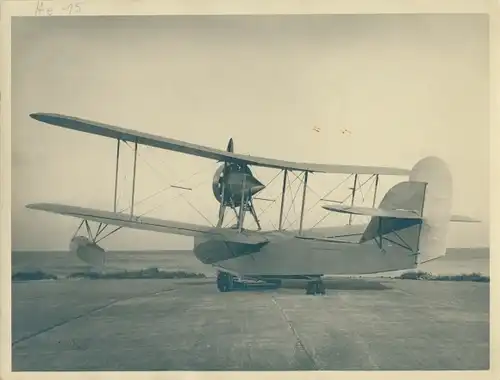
[228,278,392,292]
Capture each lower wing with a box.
[26,203,269,245]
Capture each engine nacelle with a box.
[212,138,265,207]
[70,236,106,268]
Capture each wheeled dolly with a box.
[305,279,326,295]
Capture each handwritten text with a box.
[35,1,84,16]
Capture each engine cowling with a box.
[212,164,226,203]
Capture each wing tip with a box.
[30,112,67,123]
[322,204,349,212]
[30,112,52,123]
[450,215,482,223]
[26,202,53,211]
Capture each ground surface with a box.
[11,278,489,371]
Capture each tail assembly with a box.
[323,156,477,264]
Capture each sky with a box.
[11,14,489,251]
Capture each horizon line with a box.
[12,246,490,253]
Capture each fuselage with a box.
[192,224,418,276]
[202,148,421,276]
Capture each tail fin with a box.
[323,156,454,263]
[359,181,426,255]
[362,156,453,263]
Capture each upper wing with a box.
[26,203,270,245]
[30,113,410,176]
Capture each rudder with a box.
[410,156,453,263]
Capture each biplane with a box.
[26,113,479,295]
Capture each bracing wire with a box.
[118,141,214,220]
[179,193,215,227]
[137,176,213,218]
[282,173,304,230]
[305,174,354,214]
[310,174,379,229]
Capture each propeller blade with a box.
[226,138,234,153]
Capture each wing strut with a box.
[216,180,226,228]
[372,174,380,208]
[113,139,121,212]
[298,171,309,235]
[278,169,288,230]
[248,200,262,231]
[348,174,358,225]
[238,173,247,232]
[130,140,138,217]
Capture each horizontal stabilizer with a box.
[323,205,480,224]
[26,203,269,246]
[450,214,481,223]
[322,204,422,220]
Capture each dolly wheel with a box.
[317,282,326,295]
[305,282,316,295]
[216,272,233,292]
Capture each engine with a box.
[212,138,266,208]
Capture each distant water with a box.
[12,250,216,278]
[374,247,490,278]
[11,247,489,278]
[418,247,490,275]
